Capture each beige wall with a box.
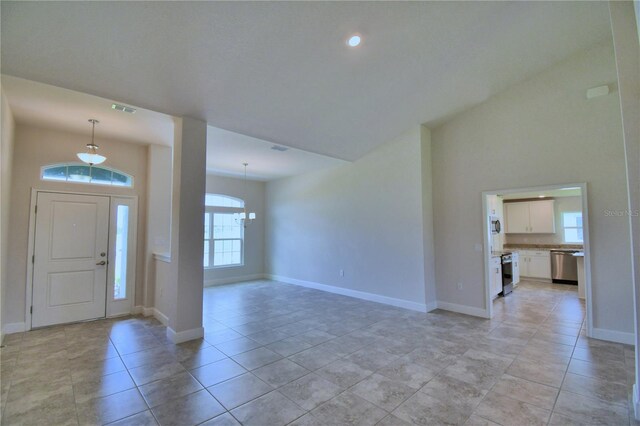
[6,124,148,326]
[1,89,15,338]
[205,174,265,285]
[146,145,173,311]
[266,125,434,311]
[431,41,633,336]
[420,126,437,305]
[505,196,584,246]
[609,0,640,410]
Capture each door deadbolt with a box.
[100,252,106,257]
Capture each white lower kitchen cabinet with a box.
[517,250,551,280]
[512,252,520,285]
[490,256,502,298]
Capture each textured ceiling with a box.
[1,75,175,146]
[1,1,612,160]
[206,126,347,181]
[2,75,345,181]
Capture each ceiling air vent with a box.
[111,103,137,114]
[271,145,288,152]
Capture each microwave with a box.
[490,216,501,234]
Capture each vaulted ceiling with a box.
[1,1,612,161]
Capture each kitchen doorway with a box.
[481,183,593,337]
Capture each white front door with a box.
[32,192,110,328]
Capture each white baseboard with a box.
[3,322,26,334]
[634,384,640,421]
[134,305,169,326]
[267,274,428,313]
[425,301,438,312]
[204,273,266,287]
[152,308,169,326]
[591,327,635,345]
[133,305,168,326]
[436,301,490,319]
[166,326,204,344]
[131,305,161,325]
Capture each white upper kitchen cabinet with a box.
[528,200,556,233]
[505,202,530,233]
[505,200,555,234]
[487,194,503,217]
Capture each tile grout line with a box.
[6,280,619,426]
[546,292,584,425]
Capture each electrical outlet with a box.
[457,282,463,290]
[339,269,344,277]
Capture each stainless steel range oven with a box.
[501,254,513,296]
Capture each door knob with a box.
[96,261,106,266]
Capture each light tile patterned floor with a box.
[0,279,636,425]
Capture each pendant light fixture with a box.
[77,119,106,166]
[235,163,256,228]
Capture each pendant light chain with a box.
[244,162,248,217]
[237,162,256,228]
[77,119,107,166]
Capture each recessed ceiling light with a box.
[347,35,361,47]
[538,195,545,198]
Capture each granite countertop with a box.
[503,244,583,250]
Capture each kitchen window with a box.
[562,212,583,243]
[204,194,244,268]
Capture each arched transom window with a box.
[41,163,133,188]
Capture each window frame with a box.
[41,163,134,188]
[562,211,584,243]
[204,204,245,269]
[205,193,244,208]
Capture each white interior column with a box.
[166,116,207,343]
[608,1,640,419]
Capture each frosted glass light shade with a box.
[77,152,107,165]
[239,212,247,220]
[249,212,256,220]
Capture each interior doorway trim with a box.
[25,189,138,330]
[481,182,593,338]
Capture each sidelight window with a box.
[113,205,129,300]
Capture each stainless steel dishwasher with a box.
[550,250,578,284]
